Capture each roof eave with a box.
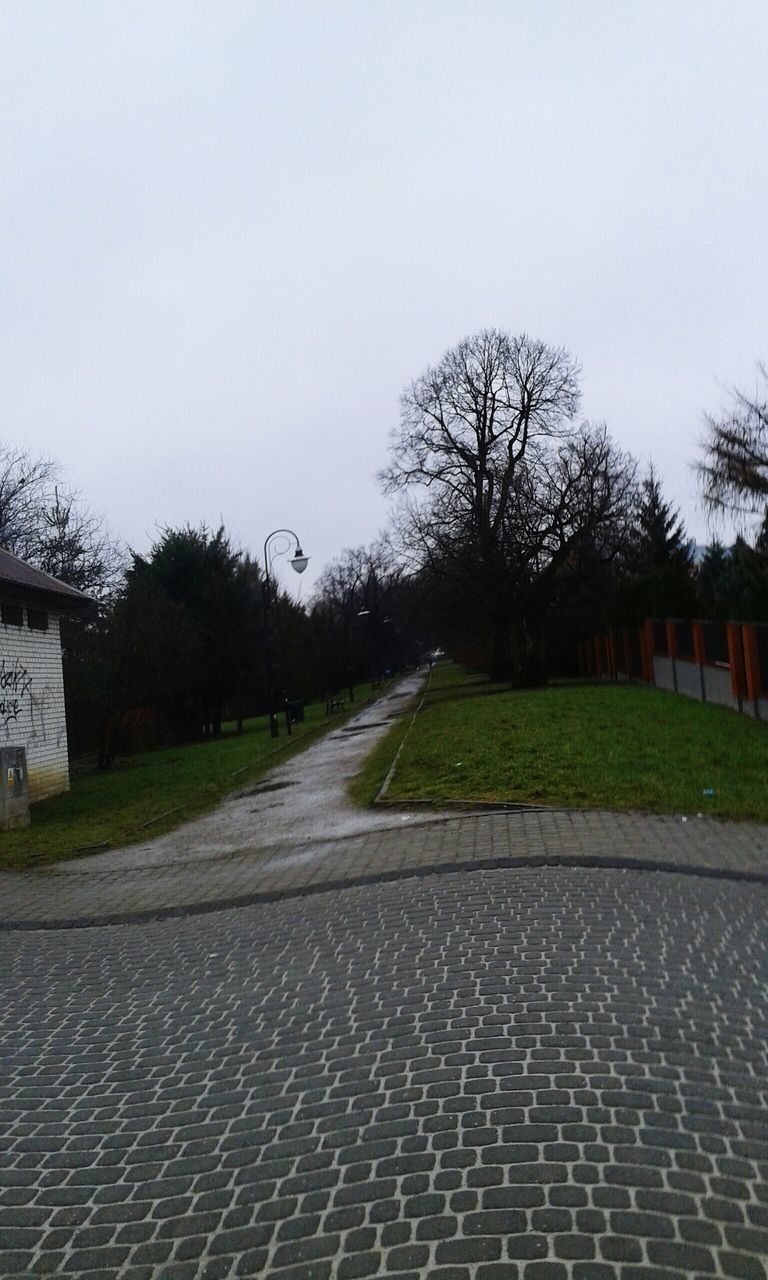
[0,580,96,615]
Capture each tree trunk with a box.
[488,615,514,681]
[510,618,547,687]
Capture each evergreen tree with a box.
[628,466,694,573]
[730,536,768,622]
[611,467,696,622]
[114,525,258,740]
[696,541,737,619]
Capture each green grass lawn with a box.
[1,684,375,873]
[352,662,768,822]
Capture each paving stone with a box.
[2,866,768,1278]
[338,1253,382,1279]
[235,1253,269,1277]
[381,1222,412,1247]
[346,1227,377,1253]
[719,1253,768,1280]
[483,1186,545,1209]
[415,1214,458,1241]
[600,1235,644,1262]
[648,1239,718,1271]
[522,1262,574,1280]
[436,1236,502,1263]
[385,1243,430,1269]
[507,1235,550,1260]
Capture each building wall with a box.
[0,610,69,801]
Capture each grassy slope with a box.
[353,663,768,822]
[2,684,374,872]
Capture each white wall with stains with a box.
[0,610,69,801]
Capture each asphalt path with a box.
[60,672,438,875]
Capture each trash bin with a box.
[0,746,30,830]
[286,699,304,724]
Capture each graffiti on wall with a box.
[0,658,34,730]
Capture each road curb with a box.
[374,667,432,803]
[4,851,767,933]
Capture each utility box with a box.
[0,747,30,830]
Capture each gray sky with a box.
[1,1,766,594]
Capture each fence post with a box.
[623,628,632,679]
[641,620,654,684]
[607,631,617,680]
[665,620,678,692]
[727,623,746,714]
[692,621,706,702]
[741,623,762,718]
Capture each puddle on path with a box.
[258,845,330,872]
[237,780,297,798]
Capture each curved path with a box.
[3,671,768,928]
[3,677,768,1277]
[2,866,768,1278]
[4,802,768,928]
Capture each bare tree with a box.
[0,442,123,599]
[381,328,590,677]
[499,424,637,673]
[698,364,768,515]
[312,539,408,689]
[0,444,57,556]
[397,419,636,679]
[382,328,581,522]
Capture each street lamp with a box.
[262,529,309,739]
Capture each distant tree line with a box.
[0,443,434,760]
[2,336,767,761]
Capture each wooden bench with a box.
[325,694,345,714]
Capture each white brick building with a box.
[0,550,91,801]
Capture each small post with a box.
[665,620,678,692]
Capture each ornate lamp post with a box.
[262,529,309,738]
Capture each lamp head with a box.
[290,547,309,575]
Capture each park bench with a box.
[325,693,345,714]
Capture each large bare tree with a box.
[381,328,621,678]
[383,328,581,523]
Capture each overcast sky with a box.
[1,1,766,594]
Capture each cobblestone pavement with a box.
[2,865,768,1279]
[3,807,768,927]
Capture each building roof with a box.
[0,547,94,612]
